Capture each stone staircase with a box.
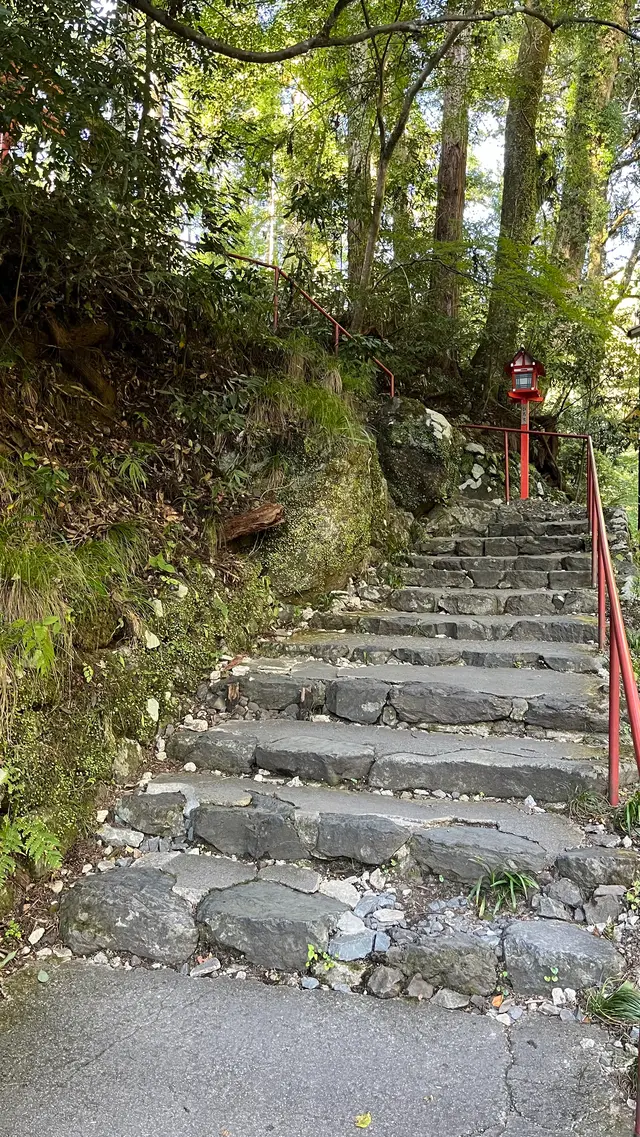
[58,500,640,1016]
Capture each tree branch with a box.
[122,0,640,64]
[384,21,467,158]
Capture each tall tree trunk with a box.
[351,22,466,333]
[554,13,624,281]
[351,155,389,331]
[429,31,471,320]
[472,16,552,396]
[346,45,373,294]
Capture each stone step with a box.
[166,718,623,800]
[311,609,598,644]
[487,519,590,537]
[414,534,589,557]
[209,660,608,733]
[407,553,591,572]
[388,587,595,617]
[136,769,585,874]
[266,631,604,672]
[4,965,629,1137]
[399,566,591,590]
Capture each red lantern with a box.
[505,348,545,403]
[504,349,545,501]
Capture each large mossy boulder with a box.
[262,441,408,599]
[374,397,461,516]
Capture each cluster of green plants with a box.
[469,868,539,917]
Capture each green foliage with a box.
[469,869,539,917]
[0,814,62,887]
[587,980,640,1025]
[613,791,640,836]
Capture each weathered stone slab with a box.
[325,678,389,724]
[59,868,198,964]
[166,728,257,774]
[192,805,307,861]
[388,933,497,996]
[411,826,548,883]
[503,919,623,993]
[116,792,186,837]
[159,852,257,904]
[97,823,144,848]
[368,747,608,802]
[555,848,640,891]
[197,880,346,970]
[391,683,512,725]
[258,864,320,893]
[255,734,374,785]
[316,813,407,864]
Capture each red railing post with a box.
[598,542,606,651]
[519,401,530,500]
[609,630,621,807]
[333,321,340,356]
[504,431,510,504]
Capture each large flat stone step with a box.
[166,718,624,800]
[388,587,595,617]
[414,533,589,557]
[487,518,590,537]
[141,769,585,873]
[211,660,608,733]
[399,565,591,590]
[266,631,604,672]
[407,552,591,572]
[311,609,598,643]
[2,963,628,1137]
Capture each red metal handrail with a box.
[468,422,640,1137]
[226,252,395,397]
[463,423,640,809]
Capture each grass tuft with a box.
[587,980,640,1024]
[469,869,539,918]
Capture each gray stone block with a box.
[166,728,257,774]
[116,792,186,838]
[258,864,321,893]
[388,932,497,996]
[197,880,346,970]
[159,852,257,904]
[367,965,404,999]
[391,683,512,724]
[59,868,198,965]
[316,813,407,865]
[255,735,374,785]
[411,826,547,884]
[325,678,389,724]
[503,919,623,993]
[192,805,307,861]
[555,848,640,891]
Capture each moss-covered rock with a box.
[374,397,462,516]
[0,558,277,851]
[262,441,407,599]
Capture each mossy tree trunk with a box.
[472,15,551,398]
[554,10,624,282]
[346,44,373,299]
[429,30,471,322]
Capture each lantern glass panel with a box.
[515,369,534,390]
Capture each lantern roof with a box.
[504,348,545,376]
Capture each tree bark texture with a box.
[473,15,551,395]
[554,10,624,281]
[429,31,471,320]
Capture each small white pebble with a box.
[183,762,197,772]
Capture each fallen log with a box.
[222,502,284,542]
